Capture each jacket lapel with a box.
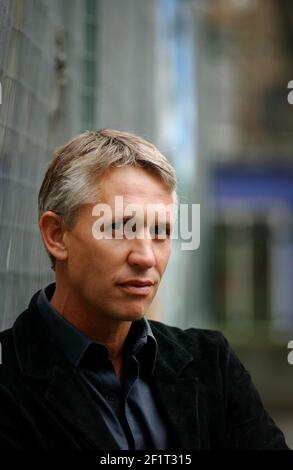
[151,377,200,450]
[150,323,201,450]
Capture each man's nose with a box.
[127,237,156,269]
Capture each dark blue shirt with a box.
[37,282,168,450]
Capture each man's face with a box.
[61,166,175,321]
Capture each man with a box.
[0,129,289,450]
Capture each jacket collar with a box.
[13,289,61,379]
[13,290,201,450]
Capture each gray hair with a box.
[38,128,177,270]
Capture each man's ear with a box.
[38,211,68,262]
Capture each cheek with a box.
[66,236,99,278]
[67,238,89,265]
[66,248,90,281]
[69,240,125,278]
[155,244,171,274]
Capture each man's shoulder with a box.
[0,323,21,389]
[0,309,26,345]
[0,325,14,351]
[0,309,29,375]
[148,319,229,357]
[149,319,225,342]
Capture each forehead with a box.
[98,166,174,205]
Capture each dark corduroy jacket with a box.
[0,289,289,450]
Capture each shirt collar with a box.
[37,282,157,376]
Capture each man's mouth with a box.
[117,279,154,296]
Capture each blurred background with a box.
[1,0,293,446]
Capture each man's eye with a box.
[112,222,122,231]
[150,224,170,238]
[125,223,136,234]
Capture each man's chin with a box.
[113,310,146,322]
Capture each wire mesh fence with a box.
[0,0,87,329]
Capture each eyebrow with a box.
[112,215,172,229]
